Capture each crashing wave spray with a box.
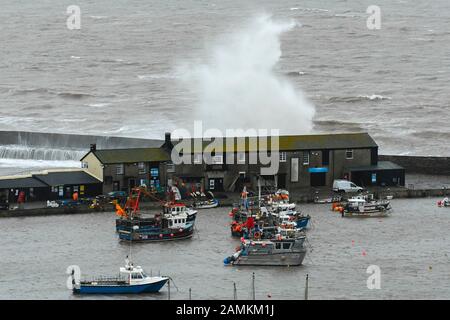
[180,14,315,135]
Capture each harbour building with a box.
[80,132,405,194]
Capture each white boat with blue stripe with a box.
[72,258,169,294]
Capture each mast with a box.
[252,272,255,300]
[305,274,309,300]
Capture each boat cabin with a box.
[119,264,149,283]
[167,213,189,229]
[164,203,188,214]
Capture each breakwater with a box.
[379,155,450,175]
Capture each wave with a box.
[89,15,108,20]
[409,130,450,140]
[85,103,112,108]
[313,120,364,132]
[9,88,95,100]
[285,71,306,77]
[0,145,86,161]
[328,95,392,103]
[10,88,50,96]
[57,92,94,99]
[0,131,163,161]
[290,7,329,13]
[137,73,179,80]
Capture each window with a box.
[283,243,291,249]
[166,163,175,173]
[275,243,281,250]
[346,149,354,159]
[303,152,309,165]
[138,162,146,174]
[193,153,202,164]
[279,152,287,162]
[81,162,88,169]
[116,164,124,175]
[150,167,159,177]
[237,153,246,164]
[212,154,223,164]
[322,150,329,166]
[209,179,215,190]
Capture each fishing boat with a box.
[438,197,450,207]
[118,212,195,241]
[266,189,296,211]
[193,198,219,209]
[115,187,197,241]
[116,201,197,232]
[224,237,307,267]
[342,194,391,217]
[72,257,169,294]
[191,191,220,209]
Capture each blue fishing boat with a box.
[72,258,169,294]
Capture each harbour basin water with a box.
[0,197,449,300]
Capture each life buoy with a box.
[254,232,261,239]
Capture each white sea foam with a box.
[178,14,316,135]
[0,158,81,169]
[86,103,111,108]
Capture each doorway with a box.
[310,172,326,187]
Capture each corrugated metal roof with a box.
[33,171,101,186]
[90,148,171,164]
[0,177,48,189]
[173,133,378,153]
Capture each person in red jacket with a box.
[17,191,25,209]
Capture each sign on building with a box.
[291,158,299,182]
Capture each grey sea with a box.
[0,0,450,172]
[0,198,449,300]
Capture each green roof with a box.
[173,133,378,153]
[86,148,171,164]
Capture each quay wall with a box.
[2,188,449,218]
[379,155,450,175]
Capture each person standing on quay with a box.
[17,191,26,210]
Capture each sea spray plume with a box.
[180,14,315,135]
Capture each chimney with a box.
[163,132,173,151]
[90,144,97,152]
[165,132,171,144]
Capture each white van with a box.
[333,180,364,193]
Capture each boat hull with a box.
[194,199,219,209]
[296,216,310,229]
[343,210,391,218]
[74,279,168,294]
[232,250,306,267]
[119,225,194,242]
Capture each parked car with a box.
[333,180,364,193]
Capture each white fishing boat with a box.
[342,194,391,217]
[72,257,169,294]
[191,191,220,209]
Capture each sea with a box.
[1,1,450,300]
[1,0,450,176]
[0,198,449,300]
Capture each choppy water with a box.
[1,0,450,161]
[0,198,449,300]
